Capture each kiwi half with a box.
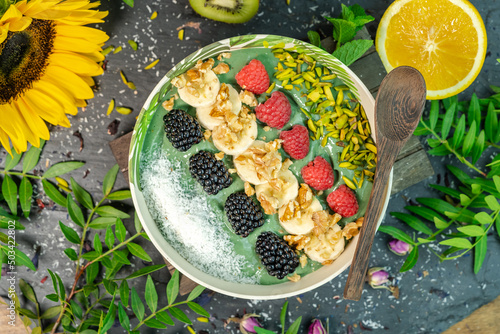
[189,0,259,24]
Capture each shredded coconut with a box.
[140,148,257,284]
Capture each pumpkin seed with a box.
[339,162,351,168]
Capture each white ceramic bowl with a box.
[129,35,392,300]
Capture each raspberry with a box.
[300,156,334,191]
[327,185,359,217]
[279,125,309,159]
[255,91,291,129]
[235,59,270,94]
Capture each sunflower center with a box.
[0,19,56,104]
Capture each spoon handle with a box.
[343,139,400,301]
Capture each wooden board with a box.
[0,296,32,333]
[109,29,434,294]
[443,295,500,333]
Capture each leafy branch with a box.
[0,140,85,274]
[5,161,209,333]
[380,90,500,274]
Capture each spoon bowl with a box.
[343,66,426,301]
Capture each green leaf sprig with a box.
[308,3,374,66]
[8,161,209,333]
[380,90,500,274]
[0,141,85,273]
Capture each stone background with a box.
[1,0,500,333]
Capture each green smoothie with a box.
[139,47,373,285]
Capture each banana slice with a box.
[255,169,299,214]
[174,68,220,108]
[304,224,345,263]
[196,83,242,130]
[279,198,322,235]
[233,140,282,185]
[212,106,257,156]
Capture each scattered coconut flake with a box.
[140,148,258,284]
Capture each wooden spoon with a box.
[343,66,426,301]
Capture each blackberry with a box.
[225,192,264,237]
[255,232,299,279]
[189,151,232,195]
[163,109,203,152]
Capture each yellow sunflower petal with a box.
[1,4,23,23]
[55,24,109,44]
[22,89,71,127]
[32,79,79,116]
[50,51,103,76]
[1,103,32,151]
[0,25,8,44]
[53,35,102,53]
[75,99,87,107]
[0,128,13,156]
[78,75,95,87]
[12,101,42,147]
[43,65,94,100]
[78,50,105,62]
[14,99,50,141]
[9,16,32,31]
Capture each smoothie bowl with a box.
[129,35,392,299]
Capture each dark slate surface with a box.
[1,1,500,333]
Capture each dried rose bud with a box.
[388,239,412,256]
[228,313,262,334]
[367,267,390,289]
[308,319,327,334]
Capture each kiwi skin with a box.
[189,0,259,24]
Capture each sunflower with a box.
[0,0,108,155]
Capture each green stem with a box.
[76,196,107,273]
[88,232,143,265]
[421,121,487,176]
[74,294,104,333]
[486,141,500,149]
[442,210,500,261]
[132,301,188,331]
[0,170,43,179]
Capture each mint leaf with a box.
[325,17,357,45]
[307,30,322,48]
[123,0,133,7]
[332,39,373,66]
[350,4,367,17]
[352,15,375,31]
[340,4,374,32]
[341,4,354,21]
